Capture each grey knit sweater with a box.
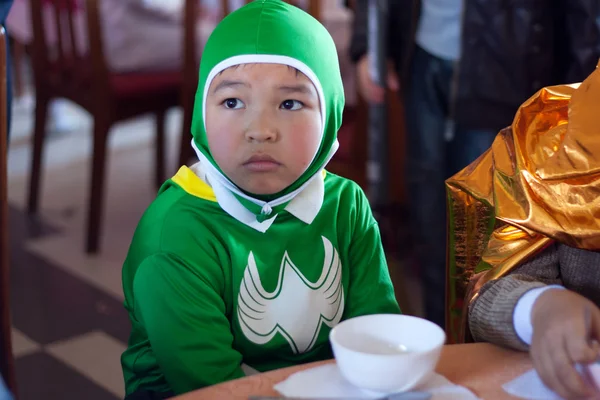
[468,243,600,350]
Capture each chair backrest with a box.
[220,0,230,16]
[0,24,17,397]
[29,0,109,102]
[307,0,321,20]
[218,1,320,20]
[181,0,199,156]
[284,0,321,20]
[183,0,198,86]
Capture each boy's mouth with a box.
[243,154,281,172]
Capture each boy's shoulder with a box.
[129,167,224,253]
[323,170,370,206]
[323,170,365,196]
[322,171,375,232]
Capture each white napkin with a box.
[274,364,480,399]
[503,364,600,399]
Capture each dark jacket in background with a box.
[348,0,600,132]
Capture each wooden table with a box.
[173,343,532,399]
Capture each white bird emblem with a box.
[237,236,345,354]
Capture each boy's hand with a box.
[531,289,600,399]
[356,55,399,104]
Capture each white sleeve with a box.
[513,285,565,345]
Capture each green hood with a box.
[190,0,345,202]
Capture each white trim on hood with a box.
[202,54,327,149]
[192,54,338,232]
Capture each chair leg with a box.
[11,39,26,99]
[27,95,49,214]
[178,102,193,168]
[86,121,110,254]
[155,110,166,189]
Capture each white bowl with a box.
[329,314,446,394]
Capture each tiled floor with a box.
[9,205,127,400]
[7,92,185,399]
[6,89,421,399]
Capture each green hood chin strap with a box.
[189,0,345,223]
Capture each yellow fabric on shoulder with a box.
[171,166,217,202]
[171,167,328,203]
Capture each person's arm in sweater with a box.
[469,243,600,399]
[468,242,562,351]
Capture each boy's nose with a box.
[245,113,278,142]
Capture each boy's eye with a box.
[223,98,245,109]
[280,100,303,111]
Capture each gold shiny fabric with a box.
[445,61,600,343]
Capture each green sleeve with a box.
[344,190,401,319]
[133,253,244,394]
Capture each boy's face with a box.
[205,63,322,195]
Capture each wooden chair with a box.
[177,0,200,168]
[9,36,26,100]
[283,0,321,18]
[27,0,183,253]
[0,25,17,398]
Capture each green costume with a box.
[121,0,400,396]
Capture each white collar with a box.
[191,140,338,233]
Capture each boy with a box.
[446,62,600,399]
[120,1,400,398]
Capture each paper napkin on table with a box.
[274,363,480,399]
[503,363,600,399]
